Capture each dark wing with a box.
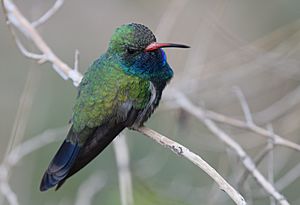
[55,101,140,189]
[40,100,141,191]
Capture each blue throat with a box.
[120,49,173,82]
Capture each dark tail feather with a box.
[55,122,126,190]
[40,140,80,191]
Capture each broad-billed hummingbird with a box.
[40,23,189,191]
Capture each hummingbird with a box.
[40,23,189,191]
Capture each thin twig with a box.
[252,161,300,200]
[275,162,300,191]
[234,88,300,152]
[233,87,254,125]
[74,49,80,72]
[31,0,64,28]
[237,144,272,189]
[15,37,45,60]
[0,182,17,205]
[267,125,276,205]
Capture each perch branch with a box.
[136,126,246,205]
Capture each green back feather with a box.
[72,55,150,133]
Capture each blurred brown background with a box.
[1,0,300,204]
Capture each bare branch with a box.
[252,161,300,200]
[136,126,246,205]
[275,162,300,191]
[238,144,272,189]
[233,87,254,125]
[113,134,134,205]
[267,125,276,205]
[31,0,64,28]
[74,49,80,72]
[0,182,17,205]
[15,37,45,60]
[172,91,290,205]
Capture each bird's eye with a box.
[126,47,137,54]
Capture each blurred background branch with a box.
[169,90,290,205]
[113,134,134,205]
[0,127,66,205]
[74,173,106,205]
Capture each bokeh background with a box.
[1,0,300,204]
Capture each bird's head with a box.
[108,23,189,80]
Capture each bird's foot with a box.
[129,123,143,131]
